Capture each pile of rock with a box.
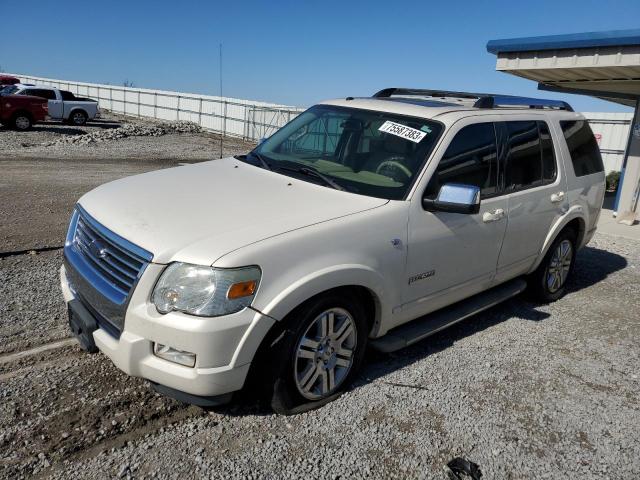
[42,121,202,147]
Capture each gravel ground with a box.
[1,232,638,479]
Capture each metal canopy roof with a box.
[487,29,640,107]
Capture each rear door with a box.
[495,119,568,281]
[45,89,63,119]
[22,89,61,118]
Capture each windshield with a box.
[252,105,443,200]
[0,86,19,95]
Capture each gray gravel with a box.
[1,232,638,479]
[0,250,67,355]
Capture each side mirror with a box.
[423,183,481,214]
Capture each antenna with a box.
[219,43,224,159]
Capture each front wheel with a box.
[268,293,368,414]
[12,113,32,130]
[528,229,576,302]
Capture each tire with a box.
[266,292,369,414]
[528,228,577,303]
[69,110,87,126]
[12,113,32,131]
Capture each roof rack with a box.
[372,88,573,111]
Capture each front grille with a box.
[74,215,144,297]
[64,206,153,335]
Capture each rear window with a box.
[60,90,76,100]
[560,120,604,177]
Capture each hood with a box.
[78,157,388,265]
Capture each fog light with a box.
[153,343,196,367]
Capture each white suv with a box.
[60,88,605,413]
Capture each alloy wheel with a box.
[72,112,85,125]
[547,239,573,293]
[294,308,357,400]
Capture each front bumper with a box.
[60,264,274,398]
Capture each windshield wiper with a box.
[277,165,345,191]
[248,151,273,171]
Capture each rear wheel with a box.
[12,113,32,130]
[267,292,368,414]
[528,229,576,302]
[69,110,87,126]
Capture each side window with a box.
[560,120,604,177]
[60,90,75,100]
[23,89,55,100]
[539,121,557,183]
[426,122,498,199]
[504,121,542,191]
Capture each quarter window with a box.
[560,120,604,177]
[426,123,498,199]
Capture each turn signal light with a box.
[227,280,257,299]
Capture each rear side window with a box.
[504,121,542,191]
[426,122,499,199]
[560,120,604,176]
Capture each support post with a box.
[616,100,640,225]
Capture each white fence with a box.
[14,74,305,141]
[10,74,634,172]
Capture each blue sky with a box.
[1,0,638,112]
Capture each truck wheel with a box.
[12,113,32,131]
[267,292,368,414]
[528,228,576,303]
[69,110,87,126]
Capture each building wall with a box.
[581,112,633,173]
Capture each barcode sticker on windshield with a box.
[378,121,427,143]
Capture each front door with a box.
[398,120,508,326]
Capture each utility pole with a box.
[219,43,224,159]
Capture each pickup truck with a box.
[61,88,605,413]
[0,89,48,130]
[5,85,99,126]
[0,74,20,86]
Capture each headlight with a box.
[152,263,261,317]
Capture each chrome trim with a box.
[63,205,153,334]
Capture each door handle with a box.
[482,208,505,223]
[550,191,565,203]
